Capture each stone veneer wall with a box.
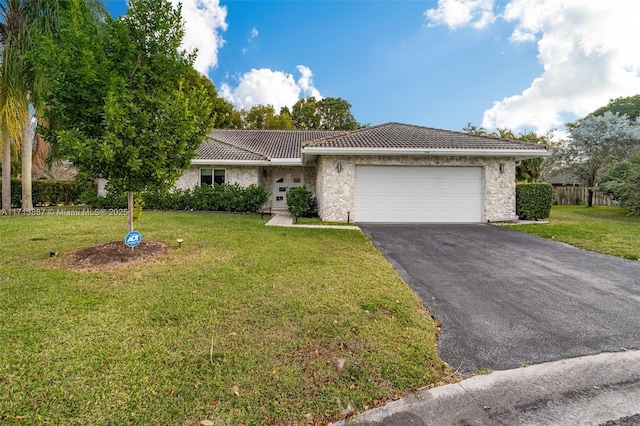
[258,166,317,211]
[175,166,260,190]
[316,155,517,223]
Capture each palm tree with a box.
[0,0,106,211]
[0,0,29,211]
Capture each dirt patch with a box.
[72,241,169,270]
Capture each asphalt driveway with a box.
[359,224,640,373]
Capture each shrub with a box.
[79,189,127,209]
[599,154,640,215]
[84,183,269,213]
[0,179,87,207]
[516,182,553,220]
[286,186,313,221]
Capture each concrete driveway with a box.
[359,224,640,373]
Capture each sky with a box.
[105,0,640,138]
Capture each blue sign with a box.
[125,230,142,248]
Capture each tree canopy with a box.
[542,111,640,206]
[35,0,215,230]
[591,94,640,121]
[599,153,640,215]
[1,0,106,211]
[291,97,359,130]
[463,123,551,182]
[240,104,293,130]
[229,96,361,130]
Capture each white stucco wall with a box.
[175,166,260,190]
[316,155,517,223]
[174,168,199,190]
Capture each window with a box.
[200,169,212,185]
[214,169,226,184]
[201,169,226,185]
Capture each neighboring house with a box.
[176,122,548,223]
[547,173,584,186]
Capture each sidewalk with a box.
[266,211,360,230]
[330,350,640,425]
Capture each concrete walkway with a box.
[266,211,360,230]
[331,350,640,425]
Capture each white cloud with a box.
[428,0,640,134]
[481,0,640,134]
[242,27,259,54]
[168,0,228,75]
[425,0,495,30]
[220,66,323,111]
[296,65,322,100]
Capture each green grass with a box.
[0,212,448,425]
[294,217,354,226]
[506,205,640,260]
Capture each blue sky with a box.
[106,1,640,137]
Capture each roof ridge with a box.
[212,128,347,134]
[388,122,545,147]
[208,135,271,160]
[302,125,379,148]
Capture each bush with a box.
[286,186,313,220]
[79,189,127,209]
[0,179,87,207]
[600,155,640,215]
[516,182,553,220]
[83,183,269,213]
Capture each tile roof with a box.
[204,129,347,160]
[196,137,268,161]
[303,122,545,151]
[195,123,546,162]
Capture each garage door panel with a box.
[354,166,482,223]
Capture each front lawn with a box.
[295,217,353,226]
[507,205,640,260]
[0,212,448,425]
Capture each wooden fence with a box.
[552,186,614,206]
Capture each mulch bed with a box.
[72,241,169,269]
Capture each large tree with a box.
[240,104,293,130]
[1,0,36,211]
[291,97,321,130]
[291,96,359,130]
[542,111,640,206]
[599,153,640,215]
[591,94,640,121]
[36,0,215,231]
[463,124,551,182]
[0,0,105,212]
[185,69,240,129]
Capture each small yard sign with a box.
[125,230,142,248]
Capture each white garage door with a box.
[354,166,483,223]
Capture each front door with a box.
[272,170,304,210]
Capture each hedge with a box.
[1,179,270,213]
[0,179,86,207]
[82,183,270,213]
[516,182,553,220]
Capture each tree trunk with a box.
[2,141,11,212]
[21,116,33,210]
[587,188,594,207]
[127,190,134,232]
